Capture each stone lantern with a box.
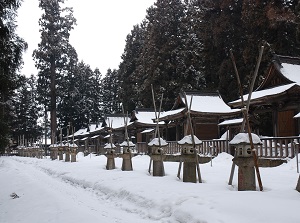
[178,135,202,183]
[104,143,116,170]
[49,143,58,160]
[64,143,71,162]
[119,140,135,171]
[148,137,168,176]
[69,143,78,162]
[58,142,65,160]
[229,132,262,191]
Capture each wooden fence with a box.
[135,136,300,158]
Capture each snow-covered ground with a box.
[1,153,300,223]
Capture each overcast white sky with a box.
[16,0,155,77]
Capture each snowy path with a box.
[0,157,154,223]
[1,153,300,223]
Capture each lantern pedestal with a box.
[233,157,256,191]
[65,148,70,162]
[121,152,133,171]
[51,148,58,160]
[151,154,166,176]
[181,154,197,183]
[105,149,116,170]
[70,149,76,162]
[58,148,63,160]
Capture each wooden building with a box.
[158,91,241,140]
[229,55,300,137]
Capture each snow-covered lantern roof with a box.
[49,143,58,149]
[148,137,168,155]
[120,140,135,153]
[148,137,168,147]
[104,143,117,149]
[178,135,202,145]
[229,133,262,157]
[104,143,116,154]
[120,140,135,147]
[178,135,202,155]
[69,143,78,148]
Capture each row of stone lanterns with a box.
[49,143,78,162]
[17,145,44,158]
[104,140,135,171]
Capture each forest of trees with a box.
[1,0,300,151]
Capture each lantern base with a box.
[71,153,76,162]
[65,150,70,162]
[121,153,133,171]
[105,154,116,170]
[151,154,166,176]
[180,154,198,183]
[233,157,256,191]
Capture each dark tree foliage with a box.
[138,0,198,110]
[102,69,121,115]
[117,0,300,110]
[58,61,103,132]
[195,0,300,102]
[0,0,27,151]
[118,24,147,112]
[11,75,42,143]
[33,0,78,143]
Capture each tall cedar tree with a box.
[119,0,205,110]
[138,0,188,110]
[0,0,27,151]
[195,0,300,102]
[33,0,78,143]
[102,69,121,115]
[58,61,103,132]
[118,24,147,112]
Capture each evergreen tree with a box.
[0,0,27,151]
[33,0,78,143]
[11,75,42,144]
[101,69,121,115]
[58,61,102,131]
[118,24,147,112]
[138,0,188,109]
[195,0,300,101]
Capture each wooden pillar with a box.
[272,107,278,137]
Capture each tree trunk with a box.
[50,55,57,144]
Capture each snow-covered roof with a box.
[90,135,100,139]
[160,93,240,121]
[229,133,262,145]
[140,128,154,133]
[218,118,243,126]
[131,110,164,125]
[177,135,202,145]
[294,112,300,118]
[105,116,131,129]
[148,137,168,147]
[185,94,240,114]
[159,108,184,119]
[280,63,300,84]
[89,124,104,134]
[230,83,297,105]
[73,128,88,137]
